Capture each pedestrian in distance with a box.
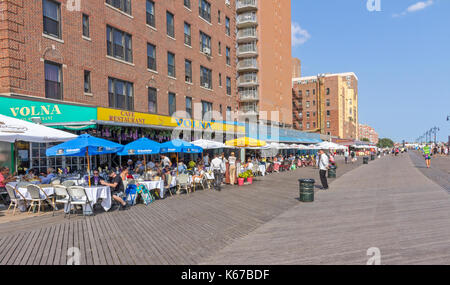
[211,154,223,191]
[344,149,349,164]
[423,144,432,168]
[318,149,330,190]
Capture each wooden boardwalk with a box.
[0,159,362,265]
[203,154,450,265]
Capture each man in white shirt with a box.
[210,154,223,191]
[318,149,330,190]
[161,155,172,168]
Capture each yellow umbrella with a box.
[225,137,267,148]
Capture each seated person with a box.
[89,170,105,186]
[245,158,254,171]
[177,162,187,174]
[100,171,129,211]
[192,165,205,183]
[24,168,37,181]
[147,161,155,170]
[40,168,57,184]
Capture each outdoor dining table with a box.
[64,185,111,215]
[137,180,165,198]
[13,185,55,212]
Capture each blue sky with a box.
[291,0,450,143]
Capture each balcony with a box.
[237,0,257,12]
[239,89,259,102]
[238,76,259,87]
[236,13,258,28]
[237,59,258,72]
[240,104,259,116]
[237,44,258,58]
[237,28,258,43]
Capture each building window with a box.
[186,97,192,118]
[226,47,230,65]
[199,0,211,23]
[219,73,222,87]
[200,66,212,89]
[306,101,310,108]
[147,43,157,71]
[43,0,61,39]
[226,77,231,95]
[200,31,211,54]
[107,26,133,63]
[168,93,176,116]
[313,89,316,95]
[313,122,316,128]
[84,70,91,93]
[82,14,90,38]
[327,110,330,117]
[45,61,62,100]
[326,99,330,107]
[148,87,157,114]
[185,59,192,83]
[326,88,330,95]
[218,41,222,55]
[225,17,230,36]
[226,106,231,121]
[146,0,155,27]
[167,52,176,78]
[313,100,316,106]
[184,22,191,46]
[306,112,310,118]
[184,0,191,9]
[166,11,175,38]
[306,90,310,96]
[306,122,310,129]
[218,10,221,23]
[313,112,316,117]
[327,121,330,128]
[106,0,131,15]
[201,101,212,120]
[108,77,133,111]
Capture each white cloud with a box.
[393,0,434,17]
[291,22,311,47]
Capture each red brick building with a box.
[292,72,359,140]
[0,0,237,122]
[359,124,379,145]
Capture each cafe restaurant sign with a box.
[0,96,97,124]
[98,107,245,133]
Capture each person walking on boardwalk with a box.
[211,154,224,191]
[423,144,432,168]
[318,149,330,190]
[344,149,349,164]
[228,152,237,185]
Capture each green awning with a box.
[51,124,96,131]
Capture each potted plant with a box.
[238,172,247,186]
[246,170,254,184]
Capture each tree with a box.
[377,138,394,148]
[361,138,370,142]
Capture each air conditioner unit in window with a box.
[203,47,211,55]
[203,83,209,88]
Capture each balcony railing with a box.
[239,89,259,101]
[237,59,258,71]
[237,44,257,57]
[236,13,257,26]
[237,28,258,42]
[236,0,257,12]
[238,76,258,86]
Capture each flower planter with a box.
[246,177,253,184]
[238,178,245,186]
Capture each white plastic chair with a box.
[177,174,191,194]
[26,184,47,214]
[53,185,71,218]
[62,180,75,188]
[67,186,92,217]
[51,178,61,185]
[5,185,26,216]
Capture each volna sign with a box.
[9,105,62,117]
[175,118,212,130]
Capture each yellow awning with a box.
[225,137,267,148]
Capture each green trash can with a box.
[328,165,337,178]
[299,179,315,202]
[363,157,369,164]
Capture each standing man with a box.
[423,144,432,168]
[318,149,330,190]
[350,150,355,163]
[228,152,237,185]
[344,149,349,164]
[161,155,172,169]
[203,153,210,168]
[211,154,223,191]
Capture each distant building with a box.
[292,73,359,140]
[292,58,301,78]
[359,124,379,145]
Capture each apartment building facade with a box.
[292,73,359,140]
[236,0,292,128]
[0,0,238,123]
[359,124,379,145]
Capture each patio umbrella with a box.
[117,138,162,172]
[191,139,228,150]
[46,134,123,187]
[0,114,76,143]
[160,139,204,175]
[225,137,267,148]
